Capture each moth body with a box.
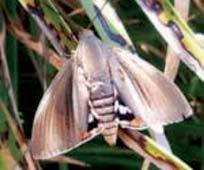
[79,30,118,145]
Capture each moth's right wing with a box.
[31,60,101,160]
[109,47,192,127]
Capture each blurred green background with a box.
[1,0,204,169]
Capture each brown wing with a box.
[109,47,192,127]
[31,60,94,160]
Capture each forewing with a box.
[109,47,192,126]
[31,60,95,160]
[72,49,90,133]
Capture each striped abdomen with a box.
[90,82,118,145]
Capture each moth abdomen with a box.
[89,81,118,145]
[102,122,118,135]
[94,106,114,116]
[91,97,115,122]
[92,96,115,107]
[101,120,118,146]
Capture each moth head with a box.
[79,29,95,40]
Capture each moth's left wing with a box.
[108,47,192,127]
[31,60,101,160]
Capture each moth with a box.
[31,30,192,160]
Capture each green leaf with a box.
[134,0,204,80]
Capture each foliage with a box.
[0,0,204,169]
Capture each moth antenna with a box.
[88,101,100,120]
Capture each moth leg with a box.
[113,86,118,98]
[119,119,147,130]
[88,113,95,124]
[88,100,101,120]
[84,80,92,89]
[114,100,119,113]
[82,125,104,139]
